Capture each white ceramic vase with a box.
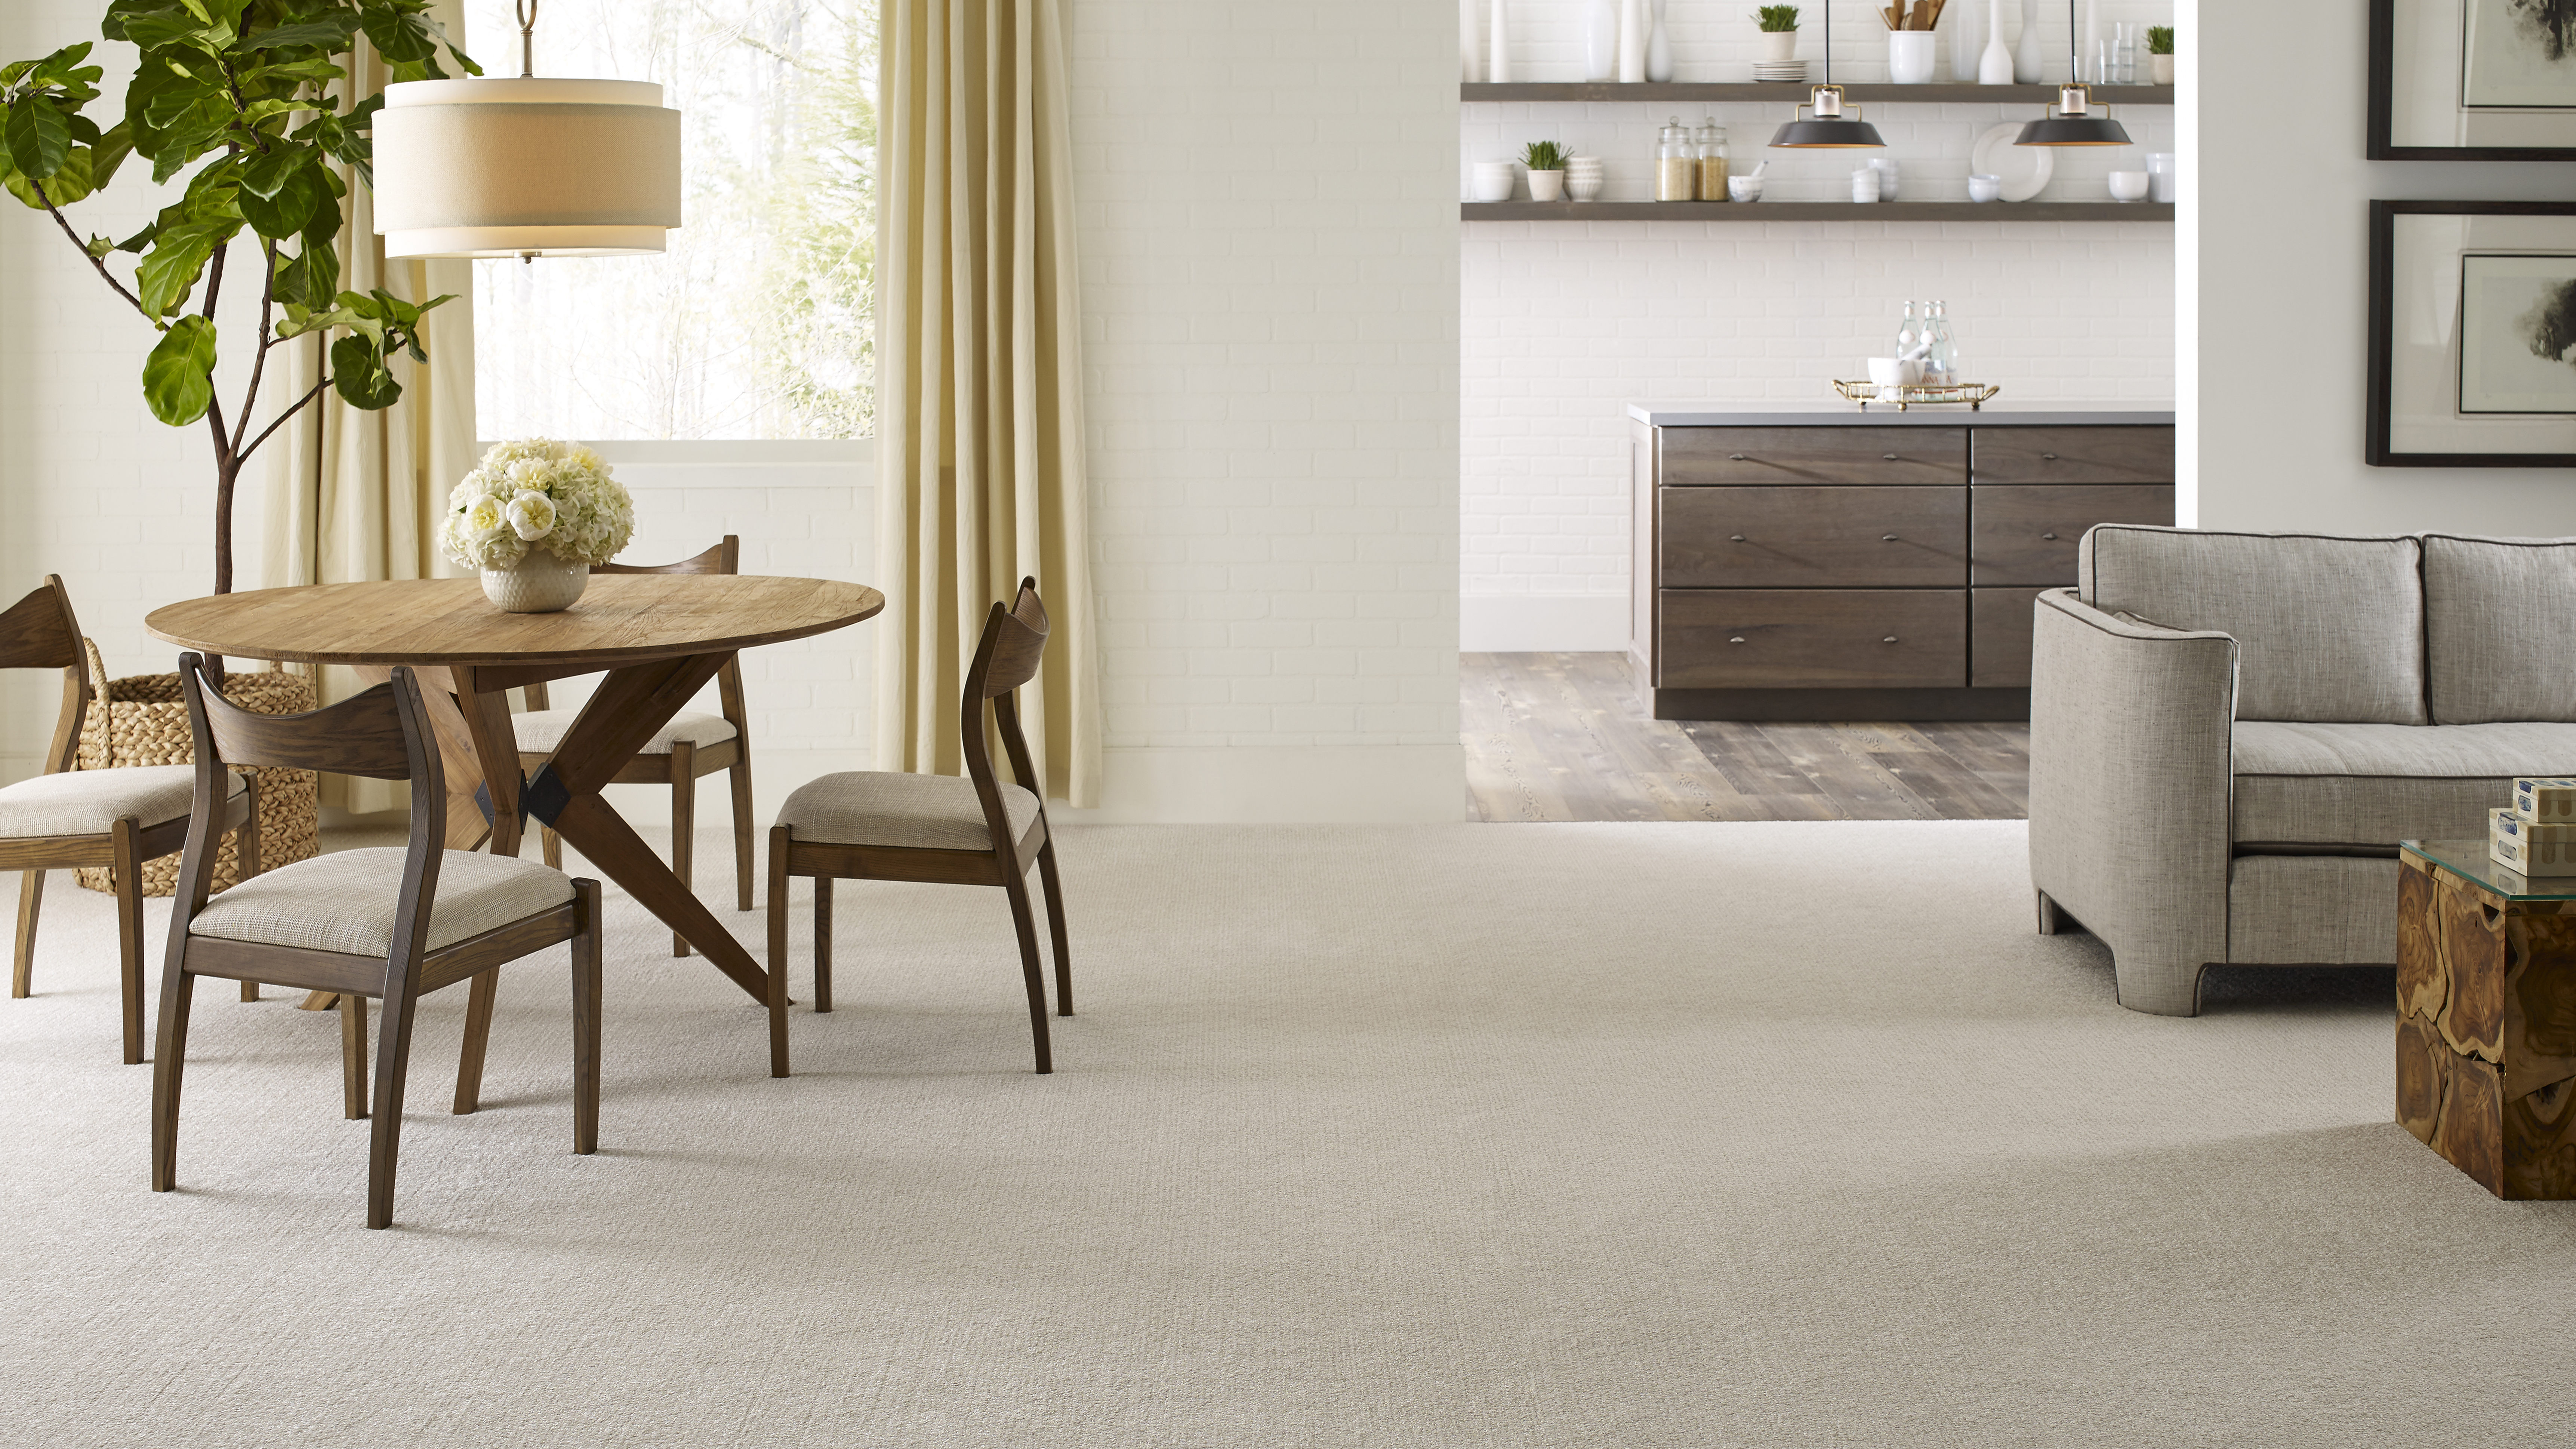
[1888,32,1935,84]
[1646,0,1673,83]
[1488,0,1511,84]
[1583,0,1619,81]
[2015,0,2044,83]
[1760,30,1798,63]
[1460,0,1482,81]
[482,549,590,613]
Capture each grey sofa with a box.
[2028,525,2576,1015]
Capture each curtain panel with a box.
[258,1,476,814]
[876,0,1100,805]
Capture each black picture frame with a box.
[2368,199,2576,467]
[2369,0,2576,161]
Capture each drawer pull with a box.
[1729,453,1748,460]
[1882,636,1899,644]
[1728,636,1747,645]
[1881,453,1899,461]
[2041,452,2059,460]
[1881,534,1899,542]
[2042,531,2058,540]
[1729,534,1746,542]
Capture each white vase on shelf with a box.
[2015,0,2045,83]
[1583,0,1617,82]
[1488,0,1511,84]
[1461,0,1481,82]
[1979,0,2014,83]
[1646,0,1673,83]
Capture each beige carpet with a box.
[0,821,2551,1447]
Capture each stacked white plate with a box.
[1753,61,1809,82]
[1565,155,1605,203]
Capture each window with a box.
[464,0,875,440]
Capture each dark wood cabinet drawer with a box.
[1971,426,2172,484]
[1662,486,1966,588]
[1970,586,2049,688]
[1661,427,1967,486]
[1659,589,1966,689]
[1969,483,2174,585]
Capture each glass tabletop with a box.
[2402,838,2576,901]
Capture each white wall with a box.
[2194,0,2576,533]
[1064,0,1464,821]
[1464,5,2179,651]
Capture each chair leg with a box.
[669,742,696,958]
[453,970,498,1115]
[766,826,792,1077]
[13,868,42,999]
[728,758,755,912]
[1002,873,1053,1075]
[542,827,564,871]
[149,966,197,1191]
[113,818,145,1065]
[367,966,425,1230]
[572,879,603,1155]
[1037,838,1072,1017]
[811,878,836,1013]
[340,995,370,1119]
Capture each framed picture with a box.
[2368,201,2576,466]
[2370,0,2576,159]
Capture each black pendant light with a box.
[2014,0,2132,146]
[1769,0,1884,149]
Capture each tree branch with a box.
[239,374,333,462]
[30,177,148,317]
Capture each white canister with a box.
[1888,32,1936,84]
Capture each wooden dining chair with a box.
[517,536,754,957]
[2,577,258,1063]
[153,655,603,1230]
[768,578,1072,1073]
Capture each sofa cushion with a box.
[2422,534,2576,725]
[2079,525,2428,725]
[2231,720,2576,846]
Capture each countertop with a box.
[1627,401,2176,428]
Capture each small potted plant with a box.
[1521,140,1569,202]
[1755,5,1800,64]
[2147,26,2174,85]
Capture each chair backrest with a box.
[172,654,449,950]
[0,576,90,775]
[957,579,1051,849]
[524,537,746,727]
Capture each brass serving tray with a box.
[1832,380,2001,411]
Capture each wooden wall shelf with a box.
[1462,82,2175,105]
[1462,201,2173,222]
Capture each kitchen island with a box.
[1626,402,2177,721]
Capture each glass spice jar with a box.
[1655,116,1696,202]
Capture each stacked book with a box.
[2492,777,2576,876]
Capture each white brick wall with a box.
[1066,0,1465,820]
[1460,92,2176,649]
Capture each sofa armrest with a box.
[2027,588,2240,1015]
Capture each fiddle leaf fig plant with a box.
[0,1,480,596]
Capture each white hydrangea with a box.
[438,438,635,571]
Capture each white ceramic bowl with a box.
[2108,170,2150,202]
[1966,173,2002,203]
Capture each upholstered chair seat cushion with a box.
[2079,525,2429,725]
[777,772,1041,852]
[2231,721,2576,847]
[0,764,244,839]
[187,848,574,958]
[513,708,736,755]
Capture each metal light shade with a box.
[1769,84,1885,148]
[371,78,682,258]
[2015,86,2132,145]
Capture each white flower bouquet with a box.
[438,438,636,572]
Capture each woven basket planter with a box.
[74,640,320,897]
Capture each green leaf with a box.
[141,314,218,425]
[330,332,401,409]
[5,98,73,180]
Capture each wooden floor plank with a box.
[1462,652,2030,824]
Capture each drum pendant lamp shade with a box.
[372,78,682,258]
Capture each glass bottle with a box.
[1655,116,1695,202]
[1695,117,1728,203]
[1926,301,1959,383]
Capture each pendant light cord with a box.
[516,0,538,79]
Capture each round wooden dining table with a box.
[148,574,883,1096]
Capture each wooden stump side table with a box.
[2396,839,2576,1199]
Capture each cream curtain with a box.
[876,0,1100,805]
[259,1,477,814]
